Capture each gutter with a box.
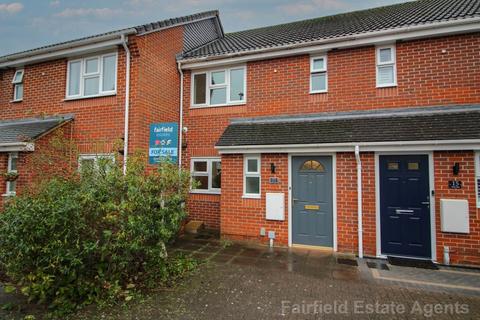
[177,61,184,169]
[0,142,35,152]
[121,35,131,175]
[355,146,363,259]
[215,139,480,153]
[0,29,137,69]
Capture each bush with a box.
[0,154,192,315]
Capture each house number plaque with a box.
[448,180,462,189]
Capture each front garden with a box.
[0,137,195,319]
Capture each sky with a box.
[0,0,412,56]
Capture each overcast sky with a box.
[0,0,412,56]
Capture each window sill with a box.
[309,90,327,95]
[10,99,23,103]
[191,102,246,109]
[242,194,261,199]
[190,190,221,195]
[376,84,397,89]
[64,92,116,101]
[2,193,16,197]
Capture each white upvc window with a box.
[310,55,327,93]
[66,52,117,99]
[243,155,261,198]
[376,45,397,87]
[78,154,115,173]
[5,152,18,196]
[12,69,24,102]
[476,152,480,208]
[191,66,246,107]
[190,158,221,194]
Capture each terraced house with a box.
[178,0,480,267]
[1,0,479,268]
[0,11,223,204]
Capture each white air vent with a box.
[265,193,285,221]
[440,199,469,234]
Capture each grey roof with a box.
[0,115,74,145]
[0,11,219,62]
[216,105,480,147]
[182,0,480,60]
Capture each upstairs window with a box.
[192,66,246,107]
[190,158,221,193]
[12,69,24,101]
[376,45,397,87]
[310,56,327,93]
[67,53,117,99]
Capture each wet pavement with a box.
[2,232,480,319]
[171,233,480,297]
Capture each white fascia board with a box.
[181,18,480,70]
[0,31,136,69]
[0,142,35,152]
[216,139,480,154]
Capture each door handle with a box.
[396,209,414,215]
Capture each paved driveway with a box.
[2,234,480,319]
[132,234,480,319]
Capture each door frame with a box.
[375,151,436,261]
[288,153,337,251]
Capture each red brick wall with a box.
[128,27,183,156]
[0,27,185,207]
[220,154,289,245]
[434,151,480,266]
[183,33,480,232]
[188,194,221,229]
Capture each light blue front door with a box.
[292,156,333,247]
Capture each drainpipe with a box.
[177,61,184,169]
[121,34,131,175]
[355,145,363,259]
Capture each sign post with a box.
[148,122,179,164]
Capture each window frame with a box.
[243,155,261,199]
[190,157,221,194]
[476,151,480,208]
[12,69,24,102]
[191,65,247,108]
[5,152,18,196]
[310,55,328,94]
[78,154,115,172]
[376,45,397,88]
[66,52,118,100]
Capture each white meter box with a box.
[440,199,469,234]
[265,193,285,221]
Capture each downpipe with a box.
[177,61,184,169]
[355,145,363,259]
[121,34,131,175]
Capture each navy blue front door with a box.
[380,155,431,258]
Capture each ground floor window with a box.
[244,155,261,198]
[190,158,221,193]
[78,154,115,174]
[4,152,18,195]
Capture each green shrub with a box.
[0,154,192,315]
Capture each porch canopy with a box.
[215,105,480,153]
[0,114,74,152]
